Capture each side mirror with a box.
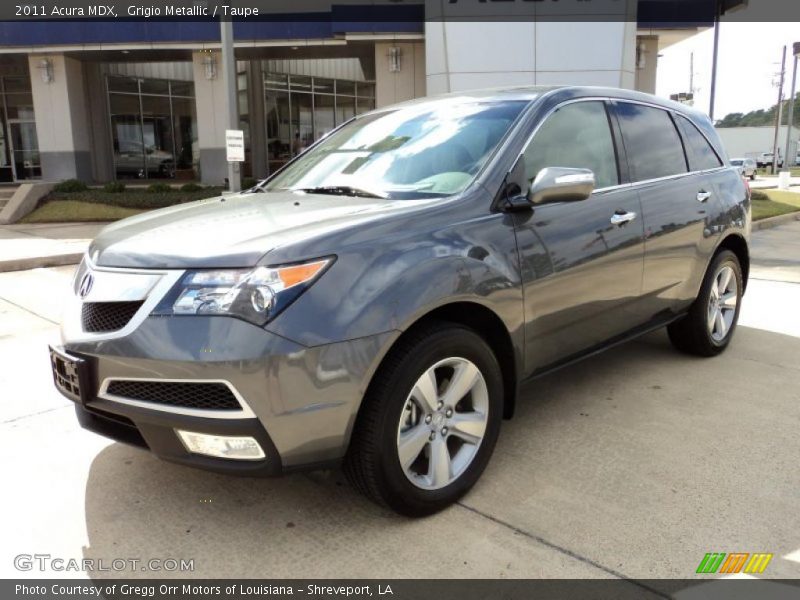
[527,167,595,206]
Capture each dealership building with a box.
[0,1,719,186]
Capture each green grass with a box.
[21,200,145,223]
[755,166,800,177]
[751,189,800,221]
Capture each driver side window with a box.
[522,101,619,190]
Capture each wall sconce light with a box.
[38,58,54,84]
[388,46,402,73]
[636,42,647,70]
[202,53,217,80]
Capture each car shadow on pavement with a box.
[80,327,800,579]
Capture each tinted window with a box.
[522,101,619,190]
[676,114,723,171]
[615,103,687,182]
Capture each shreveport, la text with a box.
[15,584,394,597]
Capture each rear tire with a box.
[344,322,503,517]
[667,250,743,357]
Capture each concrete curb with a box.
[752,211,800,231]
[0,253,83,273]
[0,182,55,225]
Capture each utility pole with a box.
[690,52,694,97]
[708,0,721,120]
[783,42,800,168]
[772,46,787,173]
[221,18,241,192]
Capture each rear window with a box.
[615,102,688,182]
[676,114,723,171]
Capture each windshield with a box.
[262,100,527,199]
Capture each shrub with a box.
[180,182,203,192]
[241,177,257,190]
[750,190,768,201]
[47,187,224,210]
[53,179,88,193]
[103,181,126,193]
[146,182,172,194]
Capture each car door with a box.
[510,99,645,374]
[611,101,722,318]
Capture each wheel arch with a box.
[357,301,520,436]
[715,233,750,292]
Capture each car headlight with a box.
[153,258,333,326]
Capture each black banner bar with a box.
[4,579,800,600]
[2,0,799,23]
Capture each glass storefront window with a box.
[5,93,34,120]
[263,71,375,174]
[356,83,375,99]
[0,74,39,181]
[108,76,140,94]
[265,90,291,173]
[336,81,355,96]
[139,79,170,95]
[107,74,197,180]
[170,81,193,97]
[314,94,336,141]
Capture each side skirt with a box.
[523,311,687,384]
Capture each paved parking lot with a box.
[0,223,798,584]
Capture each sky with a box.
[655,23,799,121]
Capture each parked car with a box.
[114,141,175,179]
[50,86,750,516]
[730,157,757,180]
[756,151,782,169]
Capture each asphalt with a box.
[0,223,798,584]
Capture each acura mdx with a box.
[50,86,750,516]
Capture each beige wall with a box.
[192,51,231,185]
[425,20,638,93]
[634,36,659,94]
[28,54,93,180]
[374,42,426,108]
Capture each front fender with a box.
[265,213,524,349]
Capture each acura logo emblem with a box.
[78,272,94,299]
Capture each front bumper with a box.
[55,261,398,475]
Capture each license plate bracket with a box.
[49,345,91,405]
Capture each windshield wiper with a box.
[292,185,388,199]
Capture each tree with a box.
[715,94,800,128]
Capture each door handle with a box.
[697,190,712,203]
[610,210,637,226]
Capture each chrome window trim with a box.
[97,377,258,420]
[514,95,734,195]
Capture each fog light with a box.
[176,430,265,460]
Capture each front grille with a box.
[105,380,242,411]
[81,301,143,333]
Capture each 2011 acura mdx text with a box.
[50,86,750,516]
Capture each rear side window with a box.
[675,114,723,171]
[522,101,619,190]
[615,102,687,182]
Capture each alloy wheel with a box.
[707,264,738,342]
[396,357,489,490]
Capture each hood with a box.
[88,191,426,269]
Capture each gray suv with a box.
[50,86,749,516]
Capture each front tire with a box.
[667,250,743,357]
[344,323,503,517]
